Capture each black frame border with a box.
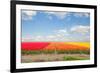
[10,0,97,73]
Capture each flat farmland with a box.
[21,42,90,63]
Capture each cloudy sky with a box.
[21,10,90,42]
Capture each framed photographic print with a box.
[10,0,97,73]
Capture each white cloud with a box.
[46,35,56,39]
[34,36,44,41]
[22,28,69,42]
[71,25,90,34]
[55,29,69,37]
[22,27,90,42]
[57,29,67,33]
[45,11,70,19]
[22,10,37,20]
[32,35,56,42]
[45,12,89,20]
[23,10,37,16]
[22,36,34,42]
[84,13,90,17]
[74,12,90,18]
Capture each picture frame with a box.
[10,0,97,73]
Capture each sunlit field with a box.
[21,42,90,63]
[65,42,90,48]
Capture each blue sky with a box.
[21,10,90,42]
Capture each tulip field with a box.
[21,42,90,63]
